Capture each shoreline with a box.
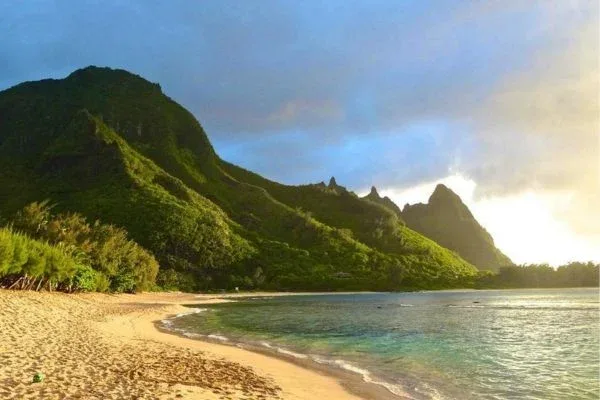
[101,292,400,399]
[0,290,403,399]
[157,294,404,400]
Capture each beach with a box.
[0,290,368,400]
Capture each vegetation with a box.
[0,201,158,292]
[476,262,599,288]
[0,227,81,291]
[0,66,517,292]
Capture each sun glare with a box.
[381,175,600,266]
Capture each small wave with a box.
[276,348,308,359]
[161,308,208,336]
[260,341,308,359]
[182,332,203,339]
[311,356,411,398]
[175,308,207,317]
[333,359,371,375]
[161,308,208,332]
[416,382,447,400]
[207,334,229,341]
[399,304,414,307]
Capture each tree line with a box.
[1,201,597,293]
[476,263,599,288]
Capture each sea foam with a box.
[207,334,229,341]
[310,356,411,398]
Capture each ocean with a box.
[163,288,599,399]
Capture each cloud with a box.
[461,4,599,236]
[216,120,468,188]
[381,174,600,265]
[1,0,597,245]
[0,1,548,134]
[266,99,345,129]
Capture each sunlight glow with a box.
[380,175,600,266]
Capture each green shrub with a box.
[10,234,29,275]
[0,227,84,290]
[0,229,15,276]
[6,203,160,292]
[71,265,99,292]
[156,268,179,290]
[95,273,110,292]
[110,270,137,293]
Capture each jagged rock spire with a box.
[328,176,337,188]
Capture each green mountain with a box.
[402,184,513,271]
[0,66,478,290]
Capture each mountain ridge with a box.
[363,185,404,218]
[0,66,483,290]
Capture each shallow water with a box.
[168,288,599,399]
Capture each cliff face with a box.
[402,184,513,271]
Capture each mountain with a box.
[0,66,478,290]
[363,186,403,217]
[402,184,513,271]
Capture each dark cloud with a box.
[1,0,597,236]
[0,1,541,134]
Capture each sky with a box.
[1,1,598,265]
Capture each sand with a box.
[0,290,368,400]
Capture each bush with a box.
[110,270,137,293]
[0,229,15,275]
[0,227,84,291]
[156,268,179,291]
[70,265,100,292]
[95,273,110,292]
[2,202,160,293]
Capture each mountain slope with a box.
[402,184,513,270]
[0,66,478,290]
[0,108,255,288]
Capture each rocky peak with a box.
[369,186,380,198]
[328,176,338,188]
[428,184,472,218]
[430,184,457,202]
[327,176,349,194]
[402,183,513,270]
[362,185,403,219]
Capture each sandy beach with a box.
[0,290,379,400]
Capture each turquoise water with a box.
[167,289,599,399]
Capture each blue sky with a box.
[1,1,598,263]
